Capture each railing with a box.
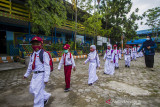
[0,0,96,35]
[0,0,30,21]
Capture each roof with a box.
[136,29,160,35]
[126,38,159,44]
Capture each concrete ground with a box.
[0,62,25,71]
[0,54,160,107]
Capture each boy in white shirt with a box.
[24,36,52,107]
[58,44,76,92]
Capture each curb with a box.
[0,56,14,63]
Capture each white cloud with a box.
[129,0,160,31]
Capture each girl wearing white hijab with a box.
[83,45,100,86]
[103,44,115,75]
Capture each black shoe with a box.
[88,83,93,86]
[64,88,70,92]
[104,72,106,74]
[128,66,130,68]
[125,65,127,67]
[117,67,119,69]
[44,99,49,105]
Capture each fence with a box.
[18,44,85,58]
[9,45,19,56]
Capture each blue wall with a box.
[6,31,14,55]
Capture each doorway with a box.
[0,31,6,54]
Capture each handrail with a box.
[0,0,30,20]
[0,0,98,35]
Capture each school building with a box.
[126,29,160,46]
[0,0,97,59]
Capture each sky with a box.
[129,0,160,31]
[68,0,160,31]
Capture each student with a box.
[83,45,100,86]
[123,45,131,68]
[24,36,52,107]
[103,44,115,75]
[58,44,76,92]
[113,45,119,69]
[130,46,133,61]
[132,45,137,61]
[118,47,122,60]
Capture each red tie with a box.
[64,54,66,66]
[32,54,36,70]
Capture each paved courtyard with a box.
[0,54,160,107]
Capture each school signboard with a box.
[97,41,103,46]
[97,36,102,46]
[102,37,107,43]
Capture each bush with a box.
[50,53,55,58]
[23,51,26,57]
[50,43,63,51]
[20,59,25,64]
[13,56,19,62]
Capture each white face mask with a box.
[146,38,150,40]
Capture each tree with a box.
[26,0,67,36]
[79,0,103,44]
[100,0,140,44]
[142,7,160,38]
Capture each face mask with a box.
[64,50,68,53]
[114,47,116,49]
[90,49,94,52]
[107,47,110,50]
[146,38,150,40]
[32,45,42,51]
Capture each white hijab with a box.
[88,45,97,59]
[107,44,112,55]
[107,44,112,50]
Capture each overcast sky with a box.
[68,0,160,31]
[129,0,160,31]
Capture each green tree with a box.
[26,0,67,36]
[142,7,160,38]
[79,0,103,44]
[100,0,140,44]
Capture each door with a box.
[0,31,6,54]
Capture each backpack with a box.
[31,49,53,72]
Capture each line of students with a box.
[24,36,144,107]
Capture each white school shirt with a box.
[124,49,131,55]
[58,52,76,69]
[24,49,51,82]
[113,49,119,57]
[119,49,122,54]
[85,53,100,67]
[132,47,137,53]
[103,49,114,61]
